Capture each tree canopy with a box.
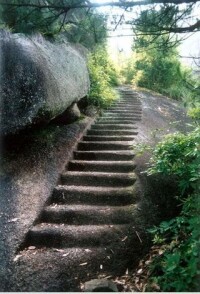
[0,0,199,38]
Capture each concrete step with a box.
[67,160,136,172]
[90,124,137,130]
[74,150,135,161]
[115,102,141,105]
[104,111,142,115]
[26,223,132,248]
[52,185,137,205]
[96,119,140,124]
[60,171,137,187]
[109,106,141,109]
[108,108,142,113]
[41,204,137,225]
[83,135,136,141]
[77,141,133,151]
[99,115,140,119]
[87,130,138,136]
[102,113,141,118]
[118,101,141,105]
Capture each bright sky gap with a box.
[91,0,200,67]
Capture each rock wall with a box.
[0,30,90,136]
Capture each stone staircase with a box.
[21,89,142,253]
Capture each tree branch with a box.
[166,19,200,32]
[0,0,199,10]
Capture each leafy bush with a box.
[129,46,191,100]
[120,54,136,84]
[146,126,200,291]
[188,107,200,121]
[87,46,119,108]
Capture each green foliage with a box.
[0,0,59,36]
[122,6,198,101]
[127,37,190,99]
[0,1,108,47]
[65,12,107,50]
[87,46,119,108]
[120,54,136,84]
[145,126,200,291]
[188,107,200,121]
[148,127,200,194]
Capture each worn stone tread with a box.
[90,124,138,130]
[87,130,138,136]
[41,204,137,225]
[52,185,138,205]
[77,141,134,151]
[67,160,136,172]
[26,223,133,248]
[61,171,137,187]
[83,135,136,141]
[73,150,135,160]
[96,120,140,124]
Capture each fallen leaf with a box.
[100,264,103,269]
[145,260,151,265]
[63,253,70,257]
[28,246,36,250]
[137,268,143,274]
[104,275,112,279]
[54,249,64,253]
[135,231,142,243]
[13,255,22,262]
[80,283,84,290]
[8,218,19,223]
[85,249,92,253]
[80,262,88,266]
[151,282,160,291]
[125,268,129,275]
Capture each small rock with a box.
[53,103,81,124]
[83,279,118,292]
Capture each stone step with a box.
[77,141,133,151]
[67,160,136,172]
[60,171,137,187]
[115,102,141,105]
[118,101,141,105]
[104,111,142,115]
[96,115,138,120]
[90,124,137,130]
[118,97,140,100]
[41,204,137,225]
[108,105,142,108]
[87,130,138,136]
[108,108,142,112]
[26,223,132,248]
[52,185,137,205]
[83,135,135,141]
[74,150,135,161]
[103,108,142,116]
[96,119,140,124]
[102,113,141,118]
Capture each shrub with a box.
[87,47,119,108]
[146,126,200,291]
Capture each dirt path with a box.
[0,86,191,291]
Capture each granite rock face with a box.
[0,30,90,136]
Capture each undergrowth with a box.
[87,46,119,108]
[134,120,200,291]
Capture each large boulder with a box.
[0,30,90,136]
